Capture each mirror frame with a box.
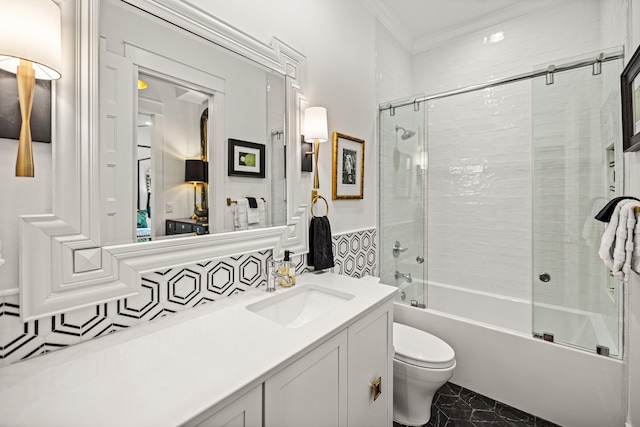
[622,43,640,152]
[19,0,309,321]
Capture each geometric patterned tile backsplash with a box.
[0,228,376,368]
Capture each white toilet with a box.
[393,322,456,426]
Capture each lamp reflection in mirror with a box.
[303,106,328,190]
[185,159,208,221]
[0,0,62,177]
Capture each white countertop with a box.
[0,273,396,427]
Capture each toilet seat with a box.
[394,323,455,369]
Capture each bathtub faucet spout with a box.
[395,270,412,283]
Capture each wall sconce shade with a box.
[303,107,328,142]
[0,0,62,177]
[0,0,62,80]
[303,106,328,190]
[185,159,206,182]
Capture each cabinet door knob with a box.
[370,376,382,401]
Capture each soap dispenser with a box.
[278,250,296,287]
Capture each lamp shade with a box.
[0,0,62,80]
[185,159,206,183]
[303,106,328,142]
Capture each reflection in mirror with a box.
[136,72,209,241]
[100,0,288,243]
[136,112,152,242]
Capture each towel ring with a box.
[311,194,329,218]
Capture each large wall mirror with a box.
[19,0,309,320]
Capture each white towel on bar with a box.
[598,200,625,271]
[234,199,249,231]
[248,199,267,229]
[633,217,640,275]
[233,198,267,231]
[598,199,640,282]
[247,198,260,225]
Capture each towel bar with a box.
[227,197,266,206]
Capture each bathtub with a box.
[392,280,625,427]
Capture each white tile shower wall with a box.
[412,0,602,96]
[0,229,376,368]
[412,0,607,303]
[426,81,532,301]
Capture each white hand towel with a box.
[247,198,260,225]
[234,199,249,231]
[633,212,640,275]
[247,199,267,229]
[599,199,640,282]
[614,202,639,281]
[599,200,626,271]
[611,200,636,279]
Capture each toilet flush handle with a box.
[370,376,382,401]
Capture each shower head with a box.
[395,125,416,140]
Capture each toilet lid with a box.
[393,323,455,369]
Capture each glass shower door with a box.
[379,105,427,306]
[532,55,624,356]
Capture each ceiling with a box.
[367,0,565,53]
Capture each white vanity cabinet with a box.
[189,384,262,427]
[264,330,349,427]
[0,275,396,427]
[264,300,393,427]
[347,302,393,426]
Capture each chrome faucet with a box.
[395,270,412,283]
[271,269,293,288]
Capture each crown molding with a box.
[362,0,414,53]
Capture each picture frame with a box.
[621,44,640,152]
[228,138,266,178]
[332,132,364,199]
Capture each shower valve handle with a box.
[392,241,408,257]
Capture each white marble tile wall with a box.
[426,81,532,300]
[409,0,620,307]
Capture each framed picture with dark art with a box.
[228,138,266,178]
[621,44,640,152]
[331,132,364,200]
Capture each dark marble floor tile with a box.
[393,382,561,427]
[495,402,536,425]
[461,388,498,411]
[438,382,463,397]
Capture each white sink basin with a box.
[246,284,355,328]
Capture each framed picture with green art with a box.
[331,132,364,200]
[227,138,266,178]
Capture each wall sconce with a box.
[185,159,208,221]
[303,106,328,190]
[0,0,62,177]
